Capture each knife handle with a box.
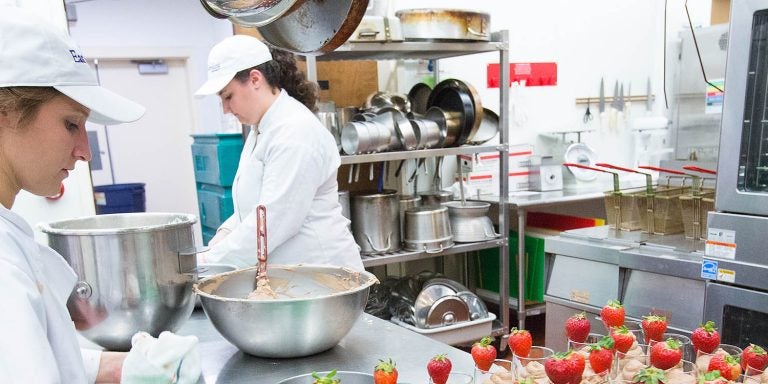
[638,165,686,175]
[683,165,717,175]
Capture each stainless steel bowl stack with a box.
[194,264,378,358]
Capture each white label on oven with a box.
[705,228,737,260]
[717,268,736,283]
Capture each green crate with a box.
[475,230,546,303]
[196,184,233,229]
[202,225,217,246]
[191,133,243,187]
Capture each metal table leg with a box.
[518,208,527,330]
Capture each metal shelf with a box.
[341,145,503,165]
[311,32,507,62]
[307,29,514,341]
[476,288,547,317]
[361,239,506,268]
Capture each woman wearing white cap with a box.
[0,7,147,383]
[196,35,363,271]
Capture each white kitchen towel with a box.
[121,331,201,384]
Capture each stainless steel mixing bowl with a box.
[39,212,200,351]
[194,264,378,358]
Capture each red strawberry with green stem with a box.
[649,338,682,370]
[691,321,720,354]
[641,315,667,344]
[708,353,742,381]
[311,370,341,384]
[588,336,615,374]
[742,344,768,372]
[373,358,398,384]
[700,370,730,384]
[600,300,625,330]
[565,312,591,343]
[471,336,497,371]
[544,350,586,384]
[632,367,667,384]
[610,326,636,354]
[508,328,533,358]
[427,353,452,384]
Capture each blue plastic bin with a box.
[93,183,146,214]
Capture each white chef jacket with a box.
[0,206,101,383]
[206,90,363,271]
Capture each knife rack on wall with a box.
[573,95,655,104]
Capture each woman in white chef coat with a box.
[195,35,363,271]
[0,8,145,383]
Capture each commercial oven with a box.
[705,0,768,344]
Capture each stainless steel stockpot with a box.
[351,189,401,255]
[420,190,453,206]
[39,212,201,351]
[398,194,422,241]
[403,205,453,253]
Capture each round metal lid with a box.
[425,295,470,328]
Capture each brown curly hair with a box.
[233,48,319,112]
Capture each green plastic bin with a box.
[191,133,243,187]
[475,230,546,303]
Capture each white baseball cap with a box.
[194,35,273,97]
[0,7,145,125]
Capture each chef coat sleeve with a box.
[218,214,238,233]
[210,141,327,267]
[81,348,101,383]
[0,259,63,383]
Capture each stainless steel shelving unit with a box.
[308,31,512,343]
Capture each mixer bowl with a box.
[39,212,200,351]
[194,264,378,358]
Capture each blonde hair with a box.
[0,87,62,128]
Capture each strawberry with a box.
[632,367,667,384]
[471,336,497,371]
[311,370,341,384]
[565,312,591,343]
[544,350,586,384]
[427,353,452,384]
[641,315,667,344]
[610,325,637,354]
[588,336,615,374]
[600,300,625,330]
[373,358,398,384]
[700,370,730,384]
[649,338,682,370]
[508,328,533,358]
[691,321,720,354]
[742,344,768,372]
[708,353,742,381]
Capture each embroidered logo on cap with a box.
[69,49,86,64]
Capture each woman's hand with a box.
[209,227,231,247]
[198,227,231,264]
[95,351,127,383]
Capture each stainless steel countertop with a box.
[546,225,708,279]
[176,309,478,383]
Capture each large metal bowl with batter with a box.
[194,264,378,358]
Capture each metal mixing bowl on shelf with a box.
[194,264,379,358]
